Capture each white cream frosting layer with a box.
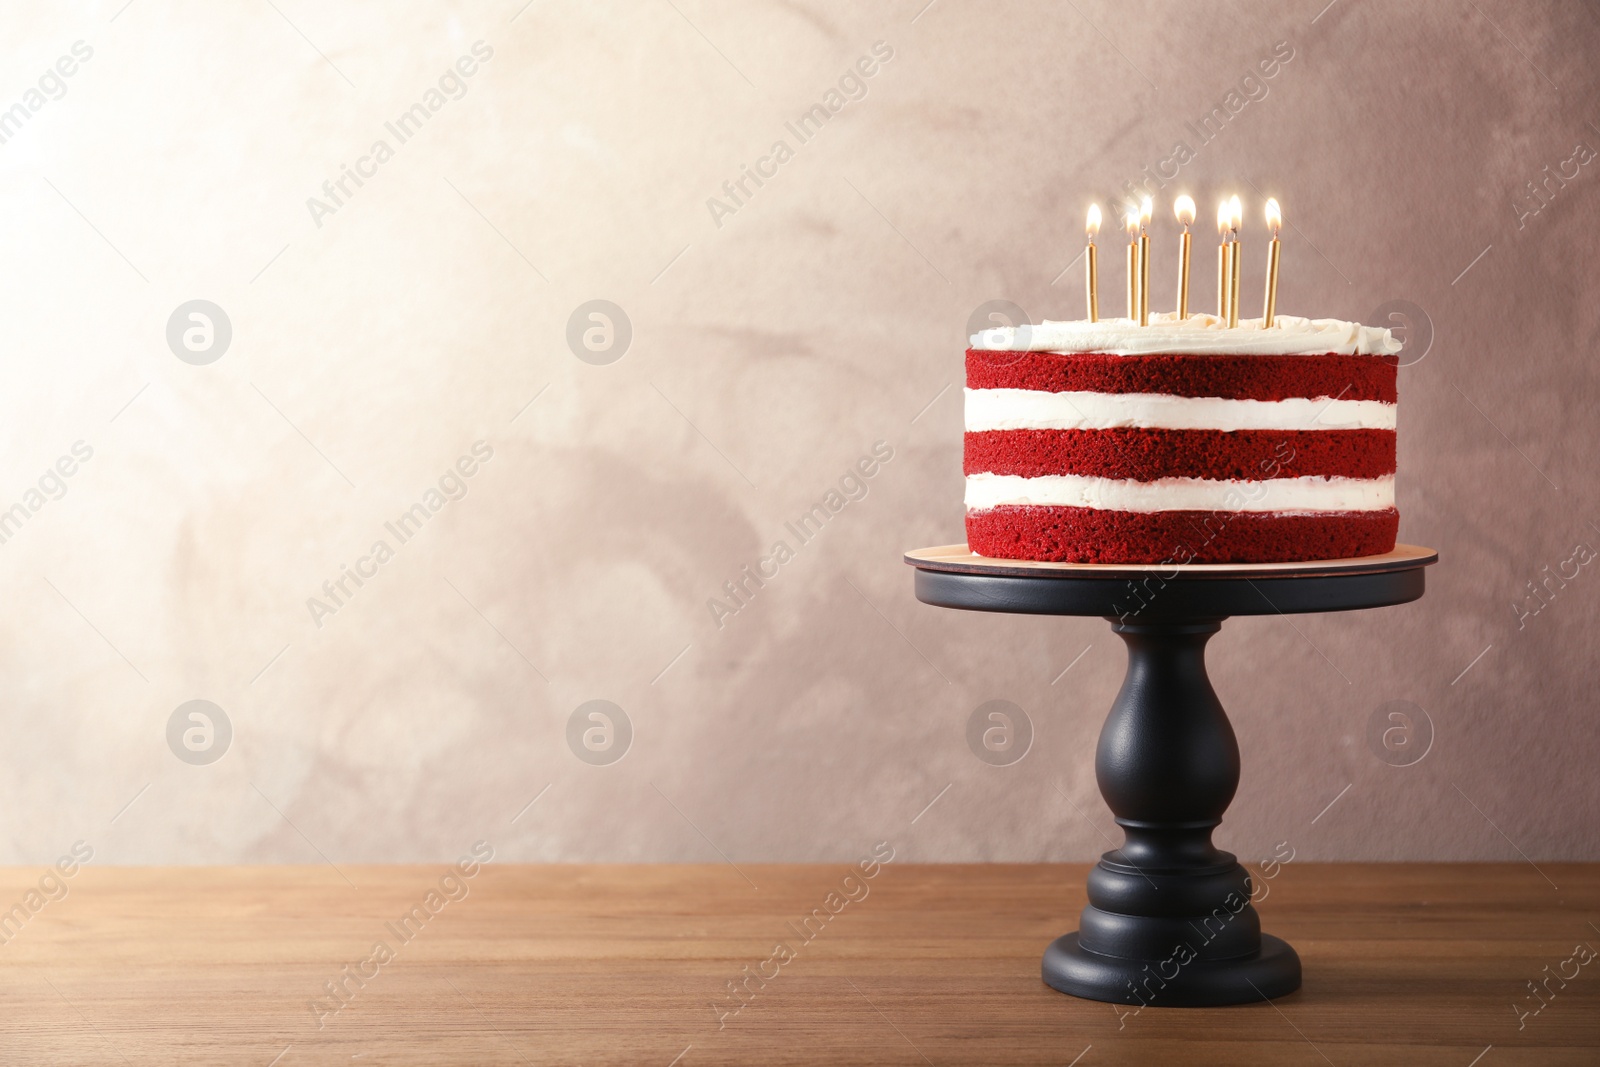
[965,389,1395,432]
[964,473,1395,514]
[970,312,1401,356]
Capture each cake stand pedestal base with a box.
[1043,933,1301,1007]
[905,544,1437,1007]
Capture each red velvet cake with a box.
[964,314,1401,563]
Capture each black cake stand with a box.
[905,542,1437,1006]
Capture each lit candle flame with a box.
[1139,196,1153,230]
[1217,200,1231,238]
[1228,194,1242,233]
[1174,195,1196,229]
[1124,208,1140,321]
[1264,197,1281,236]
[1086,203,1101,240]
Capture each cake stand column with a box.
[1041,616,1302,1006]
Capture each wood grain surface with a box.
[0,863,1595,1065]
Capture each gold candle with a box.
[1138,196,1152,326]
[1227,195,1242,328]
[1174,195,1195,319]
[1125,209,1139,320]
[1216,201,1230,320]
[1085,204,1101,322]
[1262,198,1281,327]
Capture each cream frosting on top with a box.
[970,312,1402,357]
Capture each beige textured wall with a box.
[1,0,1596,867]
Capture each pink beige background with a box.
[0,0,1596,867]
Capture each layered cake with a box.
[965,314,1401,563]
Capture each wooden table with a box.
[2,863,1596,1065]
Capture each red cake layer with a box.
[966,349,1398,403]
[964,428,1396,481]
[966,505,1399,564]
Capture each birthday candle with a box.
[1125,208,1140,321]
[1227,195,1242,328]
[1263,198,1282,328]
[1174,195,1195,320]
[1138,197,1152,326]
